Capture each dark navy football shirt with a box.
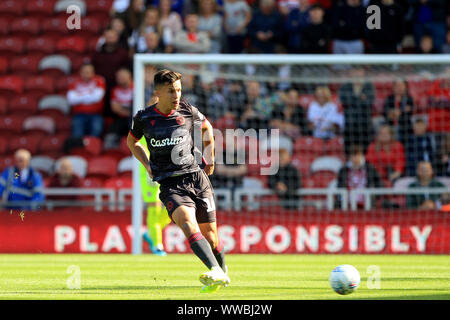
[129,100,206,182]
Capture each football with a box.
[329,264,360,295]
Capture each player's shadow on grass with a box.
[362,293,450,300]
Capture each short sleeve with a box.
[191,104,206,128]
[129,111,144,140]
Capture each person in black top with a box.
[127,69,230,293]
[300,3,331,54]
[268,148,301,209]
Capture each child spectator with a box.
[300,3,331,53]
[268,148,301,209]
[418,34,439,53]
[366,124,405,186]
[104,68,134,149]
[158,0,183,53]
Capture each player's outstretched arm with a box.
[127,133,153,178]
[201,119,215,176]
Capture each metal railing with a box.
[2,187,448,212]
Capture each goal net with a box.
[131,54,450,255]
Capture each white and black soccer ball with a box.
[329,264,360,295]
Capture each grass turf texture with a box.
[0,254,448,300]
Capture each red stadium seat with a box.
[8,94,39,116]
[24,75,55,97]
[86,36,101,52]
[86,0,113,26]
[0,156,14,172]
[293,136,324,156]
[69,54,92,73]
[0,57,8,74]
[25,0,57,18]
[41,16,70,38]
[79,16,103,37]
[0,115,24,135]
[104,176,132,190]
[56,36,87,55]
[0,97,7,115]
[87,156,118,179]
[0,19,10,36]
[8,134,43,154]
[38,54,72,77]
[0,36,25,57]
[428,108,450,133]
[26,37,56,55]
[38,95,70,116]
[9,55,42,76]
[80,177,104,188]
[54,74,77,94]
[50,114,72,134]
[0,75,24,99]
[309,171,337,189]
[38,133,69,156]
[70,136,103,157]
[0,0,25,17]
[10,17,41,38]
[291,153,316,177]
[324,137,345,158]
[0,136,7,155]
[117,157,133,177]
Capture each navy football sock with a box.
[188,232,219,270]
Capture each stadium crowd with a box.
[0,0,449,211]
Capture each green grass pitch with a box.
[0,254,448,300]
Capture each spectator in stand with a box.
[247,0,284,53]
[268,148,301,209]
[180,73,201,107]
[67,63,106,138]
[196,74,227,120]
[240,81,280,132]
[147,0,184,16]
[210,136,248,190]
[406,161,446,210]
[417,34,439,53]
[198,0,223,54]
[0,149,44,210]
[96,17,130,51]
[158,0,183,53]
[223,0,252,53]
[336,144,384,209]
[436,133,450,177]
[270,88,309,139]
[143,31,165,53]
[405,118,436,176]
[173,13,211,53]
[116,0,146,37]
[366,124,405,186]
[331,0,366,54]
[441,30,450,54]
[382,78,414,145]
[144,64,158,105]
[104,68,134,149]
[307,86,344,140]
[366,0,405,53]
[299,3,331,53]
[128,7,162,54]
[223,79,247,118]
[47,158,82,202]
[339,66,375,154]
[278,0,300,16]
[410,0,447,53]
[92,29,130,117]
[284,0,310,53]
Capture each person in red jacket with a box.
[67,63,106,138]
[365,124,405,186]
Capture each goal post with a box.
[132,54,450,255]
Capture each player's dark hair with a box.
[154,69,182,87]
